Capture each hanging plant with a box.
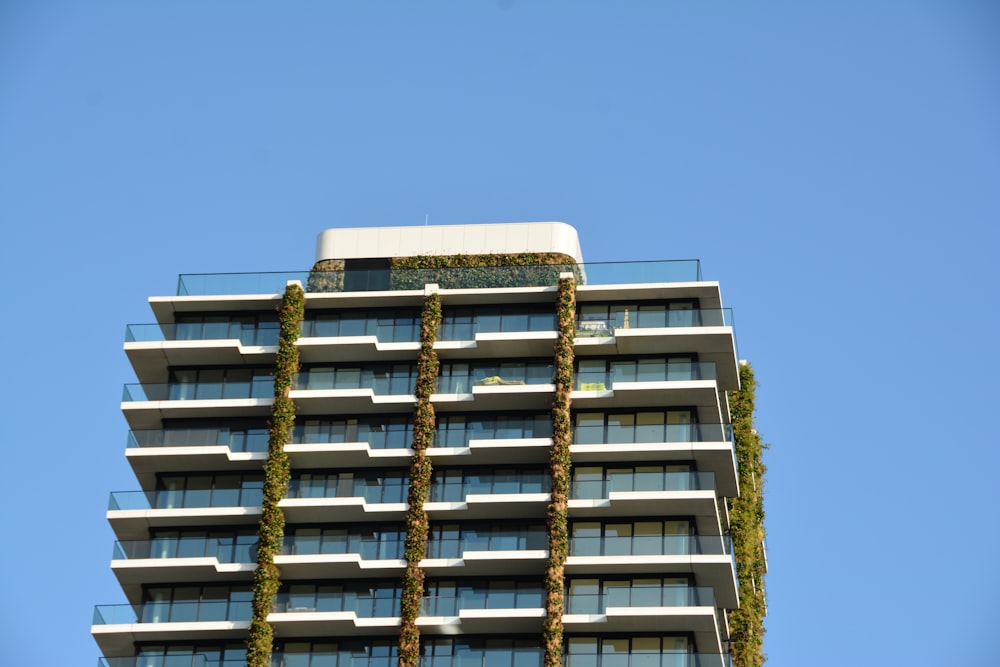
[728,362,768,667]
[247,282,304,667]
[397,291,441,667]
[544,276,575,667]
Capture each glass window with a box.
[636,358,666,382]
[606,414,634,444]
[635,412,664,443]
[568,578,600,613]
[635,304,666,328]
[577,360,607,390]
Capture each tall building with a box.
[94,222,766,667]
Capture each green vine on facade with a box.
[247,282,305,667]
[728,362,768,667]
[398,291,442,667]
[544,276,576,667]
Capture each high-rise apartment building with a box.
[94,222,766,667]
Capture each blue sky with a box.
[2,2,999,665]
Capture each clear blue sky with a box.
[2,2,998,665]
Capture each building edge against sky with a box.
[96,221,767,667]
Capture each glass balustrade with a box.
[175,260,702,296]
[109,485,263,511]
[122,380,273,402]
[294,366,417,395]
[429,469,550,502]
[419,640,543,667]
[575,361,716,391]
[420,583,544,616]
[286,472,408,504]
[564,650,732,667]
[127,427,270,452]
[273,584,401,616]
[436,362,554,393]
[271,642,398,667]
[566,585,716,614]
[281,528,405,560]
[99,657,246,667]
[292,417,413,450]
[113,536,258,563]
[102,648,728,667]
[570,471,715,499]
[177,259,701,296]
[93,599,252,625]
[426,527,548,558]
[438,307,557,340]
[301,313,419,342]
[125,322,279,346]
[572,422,732,445]
[576,308,732,337]
[434,414,551,447]
[569,533,731,558]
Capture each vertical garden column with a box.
[398,288,442,667]
[544,275,576,667]
[247,282,304,667]
[728,362,768,667]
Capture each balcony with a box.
[571,362,721,423]
[98,658,245,667]
[571,423,737,497]
[569,471,721,534]
[92,600,251,656]
[110,537,257,596]
[422,528,548,577]
[275,531,406,581]
[566,533,737,608]
[564,585,724,653]
[425,469,550,520]
[280,473,409,523]
[172,260,703,297]
[427,414,554,464]
[433,363,555,411]
[268,586,402,637]
[429,436,553,466]
[297,316,421,364]
[125,428,269,483]
[563,651,732,667]
[107,488,262,541]
[574,310,738,389]
[98,649,731,667]
[435,310,558,359]
[419,585,545,634]
[291,367,417,416]
[285,417,417,468]
[124,323,278,383]
[121,382,273,430]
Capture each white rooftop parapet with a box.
[315,222,584,263]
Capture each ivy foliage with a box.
[728,362,768,667]
[397,291,442,667]
[306,253,581,292]
[544,276,576,667]
[246,283,304,667]
[305,258,344,293]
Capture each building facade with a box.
[94,222,765,667]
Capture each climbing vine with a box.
[397,291,442,667]
[246,282,304,667]
[543,276,575,667]
[391,252,580,289]
[728,362,768,667]
[306,253,581,292]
